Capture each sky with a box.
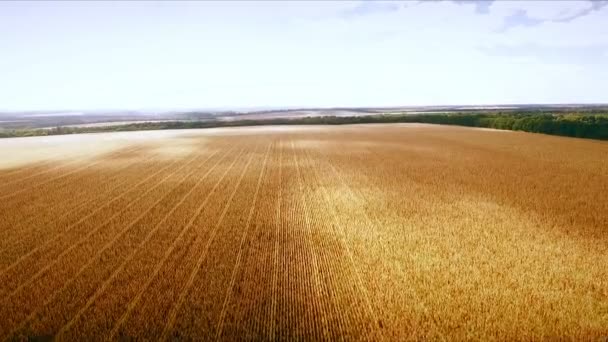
[0,0,607,111]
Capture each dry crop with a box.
[0,124,607,340]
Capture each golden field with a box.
[0,124,607,340]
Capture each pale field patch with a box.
[291,139,329,150]
[470,127,513,133]
[398,195,608,338]
[321,165,607,339]
[0,130,212,170]
[146,142,198,160]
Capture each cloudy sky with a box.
[0,0,606,110]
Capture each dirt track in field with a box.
[0,124,607,340]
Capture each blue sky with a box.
[0,0,607,110]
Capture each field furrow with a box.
[297,143,382,339]
[53,145,242,341]
[0,160,60,181]
[0,146,93,182]
[242,139,326,340]
[0,145,145,212]
[298,144,385,340]
[0,145,156,250]
[0,149,215,338]
[0,149,200,297]
[105,146,254,339]
[270,140,282,340]
[0,158,86,193]
[209,141,281,340]
[291,140,349,340]
[0,152,186,274]
[159,142,269,340]
[5,148,225,340]
[0,153,121,201]
[206,142,271,341]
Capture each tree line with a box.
[1,112,607,140]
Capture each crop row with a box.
[0,145,160,251]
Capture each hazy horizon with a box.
[1,0,607,111]
[3,103,608,115]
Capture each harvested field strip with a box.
[117,144,260,340]
[0,149,198,294]
[7,148,225,340]
[49,146,241,341]
[0,145,155,249]
[103,147,248,340]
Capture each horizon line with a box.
[1,102,608,114]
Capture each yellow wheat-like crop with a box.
[0,124,606,340]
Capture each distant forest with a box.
[1,112,607,140]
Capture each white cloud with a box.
[490,1,593,21]
[499,10,607,47]
[295,1,608,49]
[266,0,608,104]
[0,0,606,110]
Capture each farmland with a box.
[0,124,607,340]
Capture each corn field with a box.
[0,124,607,340]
